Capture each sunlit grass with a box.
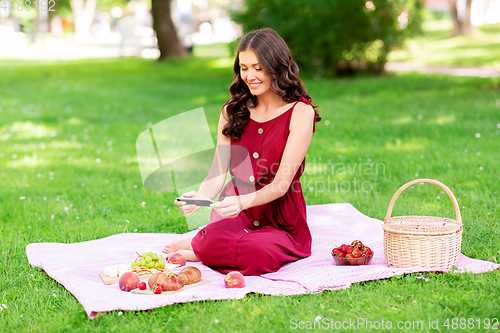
[0,54,499,332]
[388,21,500,68]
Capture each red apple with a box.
[224,271,245,288]
[119,272,140,292]
[167,253,186,266]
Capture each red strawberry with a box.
[364,247,372,255]
[346,246,353,254]
[339,252,346,258]
[345,254,351,258]
[138,282,146,290]
[332,248,341,257]
[341,244,349,253]
[153,283,162,294]
[351,240,363,249]
[353,250,362,258]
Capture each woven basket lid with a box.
[383,216,461,236]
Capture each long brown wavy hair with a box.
[222,27,321,141]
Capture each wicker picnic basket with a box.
[383,179,463,270]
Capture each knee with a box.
[251,242,272,259]
[237,242,279,274]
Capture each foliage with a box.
[10,6,37,31]
[52,0,73,18]
[0,53,498,331]
[401,0,425,36]
[229,0,423,76]
[49,0,133,20]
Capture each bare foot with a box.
[177,249,200,262]
[163,236,194,254]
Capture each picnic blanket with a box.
[26,203,499,319]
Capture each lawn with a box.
[388,20,500,69]
[0,53,499,332]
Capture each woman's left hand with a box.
[210,196,243,219]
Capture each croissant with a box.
[178,266,202,285]
[148,273,163,289]
[148,273,185,291]
[162,275,184,291]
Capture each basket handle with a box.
[384,179,462,225]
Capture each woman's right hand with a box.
[174,191,201,216]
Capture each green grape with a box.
[154,261,160,269]
[138,258,146,267]
[147,262,154,268]
[131,262,137,269]
[145,255,152,263]
[152,253,158,260]
[159,261,165,269]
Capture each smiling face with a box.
[239,49,272,96]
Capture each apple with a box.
[119,272,140,292]
[167,253,186,266]
[224,271,245,288]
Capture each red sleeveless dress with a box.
[191,96,316,275]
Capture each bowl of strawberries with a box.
[331,240,373,266]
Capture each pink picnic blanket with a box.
[26,203,499,319]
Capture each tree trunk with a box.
[462,0,479,35]
[70,0,97,43]
[151,0,186,60]
[449,0,462,36]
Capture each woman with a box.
[163,27,321,276]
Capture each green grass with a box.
[0,53,499,332]
[388,20,500,69]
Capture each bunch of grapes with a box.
[132,251,166,269]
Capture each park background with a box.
[1,0,499,332]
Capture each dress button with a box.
[253,152,259,159]
[258,128,264,134]
[249,175,255,182]
[253,220,260,227]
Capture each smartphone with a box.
[176,197,214,207]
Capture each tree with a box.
[70,0,97,42]
[230,0,416,76]
[449,0,478,36]
[151,0,186,60]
